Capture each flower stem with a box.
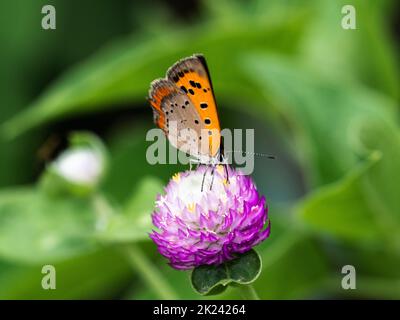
[238,284,260,300]
[124,244,179,300]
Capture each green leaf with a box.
[0,248,132,299]
[243,54,400,246]
[352,0,400,101]
[242,53,397,186]
[300,0,400,101]
[126,244,202,300]
[97,177,163,243]
[297,120,400,246]
[190,249,262,296]
[220,212,330,299]
[297,153,384,243]
[0,188,97,264]
[321,242,400,299]
[2,10,307,139]
[217,235,330,299]
[358,120,400,231]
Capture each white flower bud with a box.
[53,148,103,186]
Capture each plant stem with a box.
[238,284,260,300]
[92,193,113,231]
[92,193,179,300]
[124,244,179,300]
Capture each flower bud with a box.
[41,132,107,196]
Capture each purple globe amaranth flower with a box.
[150,165,270,270]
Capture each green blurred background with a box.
[0,0,399,299]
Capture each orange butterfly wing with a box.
[148,79,176,132]
[166,54,221,157]
[148,54,221,159]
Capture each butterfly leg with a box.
[224,163,230,184]
[209,165,216,191]
[189,158,194,171]
[201,165,209,192]
[219,154,230,184]
[189,157,201,172]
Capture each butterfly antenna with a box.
[225,150,276,159]
[201,166,208,192]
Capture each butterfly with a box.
[148,54,226,175]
